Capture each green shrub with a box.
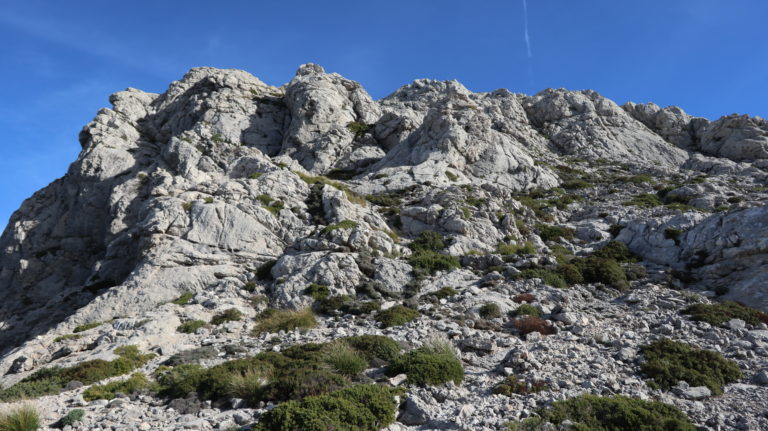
[387,343,464,386]
[639,338,741,395]
[254,384,400,431]
[83,372,155,401]
[591,241,636,262]
[625,174,655,185]
[624,193,663,208]
[211,308,244,325]
[165,346,218,366]
[664,227,684,241]
[155,364,207,399]
[409,231,446,252]
[409,250,460,274]
[259,367,349,402]
[256,259,277,280]
[73,321,103,333]
[204,197,214,204]
[682,301,768,327]
[304,283,330,300]
[376,306,420,328]
[315,295,353,316]
[479,303,501,319]
[364,193,402,207]
[513,304,541,318]
[56,409,85,428]
[177,320,206,334]
[53,334,81,343]
[497,241,535,255]
[295,173,367,207]
[557,263,584,285]
[342,335,402,363]
[253,308,317,335]
[561,179,591,189]
[171,292,194,305]
[493,376,547,396]
[323,342,368,376]
[507,394,695,431]
[445,171,459,181]
[574,257,629,291]
[535,224,575,242]
[518,268,567,289]
[432,287,459,299]
[0,405,40,431]
[323,220,359,233]
[346,122,372,138]
[0,346,153,402]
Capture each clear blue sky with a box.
[2,0,767,226]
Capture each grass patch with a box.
[73,321,104,333]
[639,338,741,395]
[55,409,85,428]
[252,308,317,335]
[346,121,372,138]
[493,376,547,396]
[479,303,501,319]
[296,172,367,207]
[512,304,541,318]
[517,268,567,289]
[376,306,420,328]
[682,301,768,327]
[342,336,402,363]
[497,241,535,255]
[432,287,459,300]
[0,346,153,401]
[535,224,575,242]
[171,292,194,305]
[0,405,40,431]
[304,283,331,301]
[53,334,81,343]
[323,220,359,234]
[445,171,459,181]
[624,193,663,208]
[82,372,155,401]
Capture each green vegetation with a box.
[296,172,367,207]
[445,171,459,181]
[257,194,285,216]
[210,308,244,325]
[364,193,401,207]
[342,335,402,363]
[323,220,359,233]
[304,283,331,300]
[256,259,277,280]
[535,224,575,242]
[0,346,154,401]
[53,334,81,343]
[408,231,460,274]
[171,292,194,305]
[83,372,155,401]
[493,376,547,396]
[561,178,592,189]
[322,342,368,377]
[253,384,400,431]
[252,308,317,335]
[513,304,541,318]
[497,241,535,255]
[346,121,372,138]
[432,287,459,300]
[177,320,206,334]
[0,405,40,431]
[624,193,663,208]
[248,172,263,179]
[73,321,103,333]
[591,241,636,262]
[517,268,567,289]
[575,256,630,291]
[387,341,464,386]
[211,133,223,143]
[376,306,420,328]
[682,301,768,327]
[479,303,501,319]
[639,338,741,395]
[506,394,695,431]
[204,196,214,204]
[56,409,85,428]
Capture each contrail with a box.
[522,0,532,58]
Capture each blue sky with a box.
[1,0,767,226]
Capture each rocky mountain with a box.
[0,64,767,430]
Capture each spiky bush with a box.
[210,308,243,325]
[479,303,501,319]
[252,308,317,334]
[323,342,368,376]
[0,405,40,431]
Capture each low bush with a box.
[639,338,741,395]
[0,346,153,401]
[513,304,541,318]
[0,405,40,431]
[511,316,555,336]
[342,335,402,363]
[376,306,420,328]
[210,308,243,325]
[171,292,194,305]
[253,384,400,431]
[346,121,372,138]
[432,287,459,299]
[409,231,446,252]
[323,220,359,234]
[591,241,636,262]
[624,193,663,208]
[387,342,464,386]
[323,342,368,377]
[314,295,353,316]
[252,308,317,335]
[82,373,155,401]
[517,268,567,289]
[256,259,277,280]
[535,224,575,242]
[574,256,629,291]
[73,321,103,333]
[165,346,218,366]
[53,334,81,343]
[506,394,695,431]
[479,303,501,319]
[304,283,330,300]
[682,301,768,327]
[55,409,85,428]
[408,250,460,274]
[445,170,459,181]
[493,376,547,396]
[177,320,206,334]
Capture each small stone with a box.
[389,374,408,386]
[728,319,747,331]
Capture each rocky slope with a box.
[1,64,768,430]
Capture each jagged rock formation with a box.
[1,64,768,430]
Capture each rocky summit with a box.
[1,64,767,430]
